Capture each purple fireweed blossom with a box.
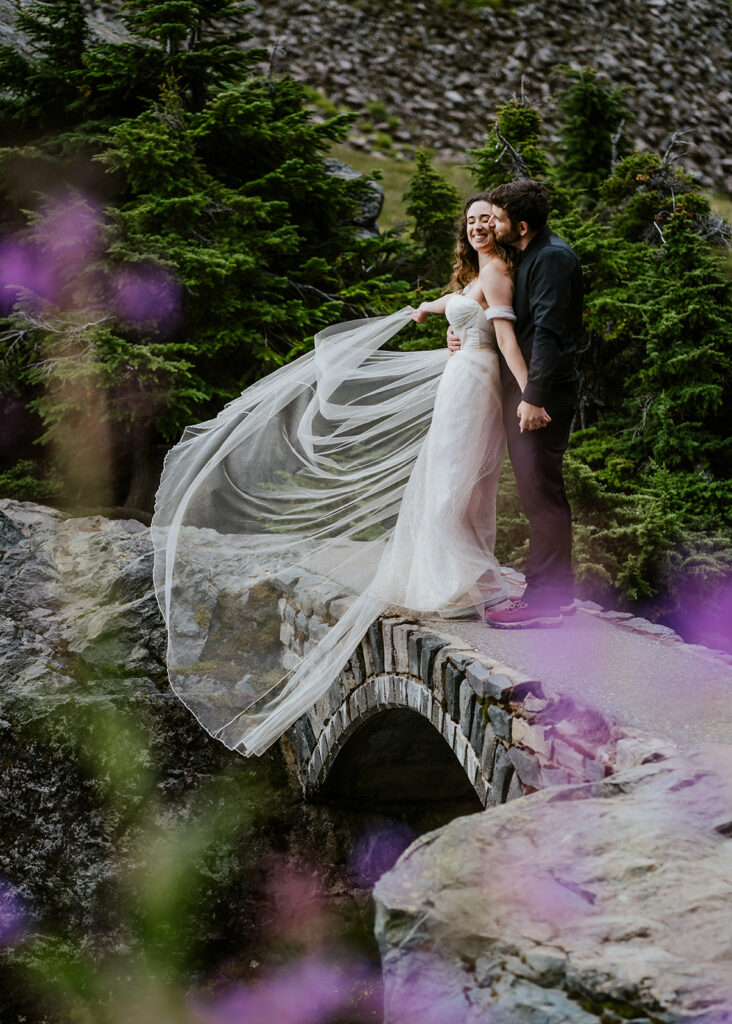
[0,194,105,312]
[669,577,732,653]
[112,263,181,332]
[40,194,104,269]
[0,879,27,947]
[0,239,56,310]
[192,954,382,1024]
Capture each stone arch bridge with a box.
[272,567,670,811]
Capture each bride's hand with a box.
[411,303,430,324]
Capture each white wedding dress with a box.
[152,295,512,756]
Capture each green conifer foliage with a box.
[0,8,387,508]
[553,66,630,205]
[117,0,260,111]
[0,0,87,131]
[468,99,551,191]
[403,149,462,286]
[628,213,732,505]
[598,150,713,243]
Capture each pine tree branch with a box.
[286,280,377,318]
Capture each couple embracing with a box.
[414,179,583,629]
[153,178,583,756]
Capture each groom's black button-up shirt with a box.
[504,226,583,417]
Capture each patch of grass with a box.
[328,143,474,229]
[365,99,389,122]
[302,85,343,119]
[709,192,732,279]
[372,131,394,152]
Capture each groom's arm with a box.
[522,249,574,409]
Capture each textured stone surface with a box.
[243,0,732,194]
[0,501,379,1019]
[374,750,732,1023]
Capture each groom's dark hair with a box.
[489,180,550,232]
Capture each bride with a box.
[152,194,529,757]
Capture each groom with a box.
[449,179,583,628]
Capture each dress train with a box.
[152,298,509,755]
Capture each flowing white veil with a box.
[152,306,506,756]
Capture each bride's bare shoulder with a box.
[479,255,513,281]
[478,256,514,304]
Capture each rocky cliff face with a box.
[3,0,729,192]
[243,0,732,194]
[374,749,732,1023]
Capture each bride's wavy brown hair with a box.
[445,192,517,293]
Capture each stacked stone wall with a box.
[272,568,674,805]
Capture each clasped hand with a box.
[517,401,551,432]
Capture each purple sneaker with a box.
[484,601,563,629]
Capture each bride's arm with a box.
[478,261,528,392]
[411,292,457,323]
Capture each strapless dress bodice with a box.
[445,295,497,350]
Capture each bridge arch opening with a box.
[321,707,482,825]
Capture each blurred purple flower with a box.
[112,263,181,332]
[41,194,104,269]
[193,954,381,1024]
[0,239,56,310]
[0,879,27,947]
[349,821,417,887]
[666,577,732,653]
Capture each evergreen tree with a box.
[403,150,462,287]
[2,82,375,507]
[627,213,732,510]
[0,0,87,133]
[468,98,551,191]
[553,66,631,205]
[115,0,260,112]
[597,146,718,244]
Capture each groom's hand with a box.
[447,326,461,354]
[517,401,551,432]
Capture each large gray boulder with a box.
[374,749,732,1023]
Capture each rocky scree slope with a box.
[244,0,732,194]
[2,0,730,191]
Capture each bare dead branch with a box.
[494,125,529,180]
[694,212,732,248]
[661,130,693,168]
[287,280,377,318]
[610,118,625,172]
[266,36,286,92]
